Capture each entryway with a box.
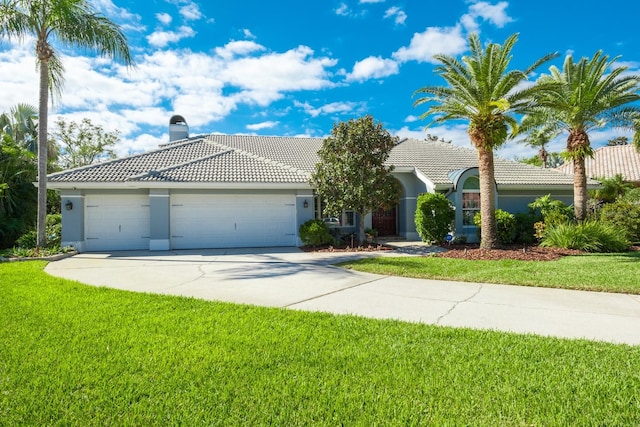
[372,206,397,236]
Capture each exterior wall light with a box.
[303,200,309,208]
[65,200,73,211]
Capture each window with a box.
[314,196,355,227]
[462,176,480,226]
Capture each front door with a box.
[372,207,397,236]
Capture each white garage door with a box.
[85,195,150,251]
[170,194,297,249]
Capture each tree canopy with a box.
[311,115,400,245]
[52,118,119,169]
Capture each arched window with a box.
[462,176,480,226]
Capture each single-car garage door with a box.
[170,194,296,249]
[85,195,150,251]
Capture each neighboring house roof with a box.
[47,134,581,189]
[555,144,640,183]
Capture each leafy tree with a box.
[516,152,564,168]
[52,118,118,169]
[311,115,400,245]
[413,33,557,249]
[414,192,455,244]
[0,103,38,152]
[0,0,134,248]
[524,52,640,221]
[590,174,634,204]
[0,134,37,248]
[607,136,630,146]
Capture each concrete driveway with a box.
[45,247,640,345]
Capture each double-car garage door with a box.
[84,193,297,251]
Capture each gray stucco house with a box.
[48,118,583,252]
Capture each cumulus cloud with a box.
[384,6,407,25]
[214,40,265,60]
[246,121,280,131]
[461,1,513,32]
[146,26,196,47]
[294,100,366,118]
[393,25,467,63]
[179,2,202,21]
[346,56,399,81]
[156,12,172,25]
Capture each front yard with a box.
[1,261,640,425]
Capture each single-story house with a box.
[555,144,640,185]
[48,116,586,252]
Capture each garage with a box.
[84,195,150,251]
[170,193,297,249]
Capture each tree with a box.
[311,115,401,245]
[413,33,557,249]
[607,136,630,146]
[525,52,640,220]
[0,0,134,248]
[516,152,564,168]
[0,103,38,152]
[520,128,554,168]
[52,118,118,169]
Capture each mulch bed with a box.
[436,244,583,261]
[300,244,394,253]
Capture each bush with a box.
[622,188,640,204]
[599,200,640,243]
[15,214,62,249]
[513,212,538,244]
[540,221,629,253]
[414,192,455,244]
[299,219,333,247]
[528,194,573,227]
[473,209,517,245]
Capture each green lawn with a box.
[340,251,640,294]
[1,262,640,425]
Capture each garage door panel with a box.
[171,194,296,249]
[85,195,150,251]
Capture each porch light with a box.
[65,200,73,211]
[303,200,309,208]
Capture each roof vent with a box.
[169,115,189,142]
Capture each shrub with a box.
[473,209,517,245]
[599,200,640,243]
[528,194,573,227]
[414,192,455,244]
[299,219,333,247]
[513,212,538,244]
[540,221,629,253]
[15,214,62,249]
[622,188,640,204]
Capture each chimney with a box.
[169,115,189,142]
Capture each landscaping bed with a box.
[438,244,640,261]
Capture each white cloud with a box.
[335,3,350,16]
[346,56,399,81]
[146,26,196,48]
[393,25,467,63]
[214,40,265,60]
[360,0,385,3]
[243,29,256,39]
[246,121,280,131]
[179,2,202,21]
[384,6,407,25]
[90,0,144,32]
[404,115,420,123]
[461,1,513,32]
[295,100,366,118]
[156,12,172,25]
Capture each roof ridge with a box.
[127,149,234,181]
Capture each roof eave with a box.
[47,181,314,190]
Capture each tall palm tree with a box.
[0,103,38,152]
[525,52,640,220]
[413,33,557,249]
[0,0,134,248]
[521,128,554,168]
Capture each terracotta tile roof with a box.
[555,145,640,182]
[47,134,581,187]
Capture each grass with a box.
[340,251,640,294]
[1,261,640,425]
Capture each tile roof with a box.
[555,145,640,183]
[47,134,579,187]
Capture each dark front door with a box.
[372,207,397,236]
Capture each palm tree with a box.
[0,0,134,248]
[413,33,557,249]
[0,103,38,152]
[521,128,554,168]
[525,52,640,220]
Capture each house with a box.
[555,144,640,185]
[48,117,585,252]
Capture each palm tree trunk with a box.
[477,146,498,249]
[567,130,590,221]
[36,59,49,249]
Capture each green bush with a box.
[622,188,640,204]
[528,194,573,227]
[15,214,62,249]
[599,200,640,243]
[540,221,629,253]
[513,212,539,244]
[473,209,517,245]
[298,219,333,247]
[414,192,455,244]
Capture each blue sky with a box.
[1,0,639,159]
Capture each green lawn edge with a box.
[1,261,640,426]
[339,252,640,294]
